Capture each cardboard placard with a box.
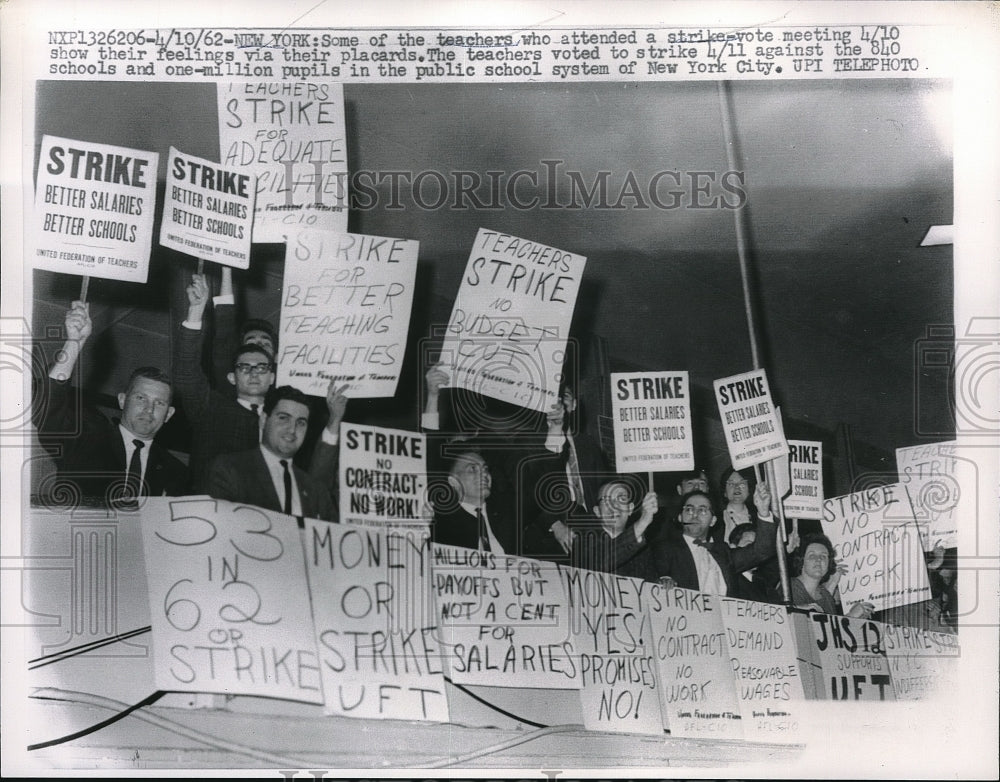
[895,441,962,550]
[33,135,159,283]
[880,621,959,701]
[439,228,587,413]
[278,229,419,397]
[610,371,693,473]
[160,147,255,268]
[713,369,788,469]
[806,612,896,700]
[218,82,348,242]
[784,440,824,520]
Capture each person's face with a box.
[725,472,749,503]
[243,329,275,357]
[679,493,715,540]
[228,350,275,398]
[561,387,577,414]
[261,399,309,459]
[118,377,174,439]
[594,482,633,533]
[734,529,756,548]
[679,472,709,495]
[802,543,831,579]
[449,453,491,505]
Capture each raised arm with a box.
[173,273,213,424]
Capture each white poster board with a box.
[784,440,824,520]
[895,441,963,550]
[713,368,788,469]
[880,621,960,701]
[806,612,896,700]
[610,371,693,473]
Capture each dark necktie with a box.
[126,439,145,498]
[476,506,488,551]
[694,538,711,549]
[280,459,292,515]
[566,438,588,511]
[250,403,259,417]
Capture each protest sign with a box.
[439,228,587,413]
[339,423,427,529]
[806,612,896,701]
[610,372,693,473]
[33,135,158,283]
[717,597,804,742]
[305,519,447,721]
[822,484,932,612]
[139,497,322,703]
[646,586,743,739]
[880,620,959,700]
[159,147,255,268]
[218,82,347,242]
[784,440,824,520]
[430,545,577,689]
[557,564,662,734]
[278,229,419,397]
[713,369,788,470]
[895,441,963,550]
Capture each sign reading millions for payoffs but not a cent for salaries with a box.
[33,135,159,283]
[610,371,693,473]
[159,147,255,268]
[713,368,788,470]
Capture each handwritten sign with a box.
[807,612,896,701]
[139,497,322,703]
[33,135,158,283]
[278,229,419,397]
[713,369,788,469]
[880,621,959,700]
[218,82,347,242]
[784,440,824,520]
[717,598,803,742]
[896,441,963,550]
[430,545,577,689]
[610,372,693,472]
[305,519,447,721]
[339,423,426,529]
[558,564,662,734]
[159,147,255,268]
[822,484,932,612]
[439,228,587,413]
[646,587,743,739]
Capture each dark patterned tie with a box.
[126,439,144,498]
[280,459,292,515]
[566,438,588,511]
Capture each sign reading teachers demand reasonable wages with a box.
[646,587,743,739]
[807,612,895,701]
[159,147,255,268]
[610,372,693,473]
[139,497,322,703]
[340,423,426,528]
[557,564,662,735]
[879,620,959,700]
[305,518,447,721]
[783,440,824,520]
[439,228,587,413]
[33,135,159,283]
[278,229,419,397]
[218,82,347,242]
[430,545,577,689]
[713,369,787,469]
[717,597,803,743]
[822,484,931,612]
[895,440,962,550]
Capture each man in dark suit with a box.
[204,385,336,522]
[34,301,188,505]
[570,477,658,577]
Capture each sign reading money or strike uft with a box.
[439,228,587,413]
[33,135,159,283]
[714,369,788,469]
[784,440,824,520]
[159,147,255,268]
[610,372,693,473]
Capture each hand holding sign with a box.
[324,380,350,434]
[753,479,772,516]
[65,300,92,342]
[185,272,210,321]
[425,363,449,396]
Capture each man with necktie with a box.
[431,449,517,554]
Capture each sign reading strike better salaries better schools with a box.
[139,497,323,703]
[714,369,788,469]
[159,147,255,268]
[339,423,426,528]
[33,135,159,283]
[440,228,587,413]
[783,440,824,520]
[611,372,693,472]
[218,81,348,242]
[279,229,419,398]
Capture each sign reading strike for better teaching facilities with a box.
[821,484,931,613]
[807,612,896,701]
[610,372,693,473]
[895,441,962,550]
[713,369,788,470]
[305,519,448,722]
[783,440,824,520]
[159,147,255,268]
[278,229,419,398]
[646,587,743,739]
[218,82,348,242]
[439,228,587,413]
[33,135,159,283]
[139,497,323,704]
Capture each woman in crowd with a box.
[787,533,873,618]
[719,466,759,542]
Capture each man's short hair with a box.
[241,318,277,345]
[263,385,310,416]
[232,342,274,368]
[729,522,756,546]
[675,466,709,490]
[124,366,173,399]
[677,488,718,518]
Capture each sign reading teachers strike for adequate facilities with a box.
[439,228,587,413]
[611,371,693,473]
[33,135,159,283]
[713,369,788,470]
[159,147,255,268]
